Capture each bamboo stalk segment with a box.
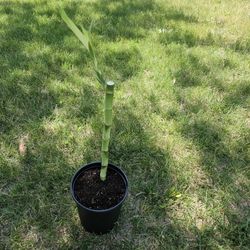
[100,81,114,181]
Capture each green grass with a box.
[0,0,249,249]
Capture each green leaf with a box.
[88,19,95,33]
[94,69,106,85]
[61,9,107,87]
[60,9,90,51]
[88,41,98,70]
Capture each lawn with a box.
[0,0,249,249]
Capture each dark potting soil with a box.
[74,167,126,210]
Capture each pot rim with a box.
[71,161,128,213]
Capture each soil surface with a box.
[74,167,126,210]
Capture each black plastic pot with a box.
[71,162,128,234]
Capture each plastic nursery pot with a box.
[71,162,128,234]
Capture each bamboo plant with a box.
[60,10,114,181]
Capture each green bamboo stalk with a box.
[60,9,115,181]
[100,81,114,181]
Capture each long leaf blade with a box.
[60,9,89,51]
[60,9,106,87]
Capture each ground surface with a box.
[0,0,249,249]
